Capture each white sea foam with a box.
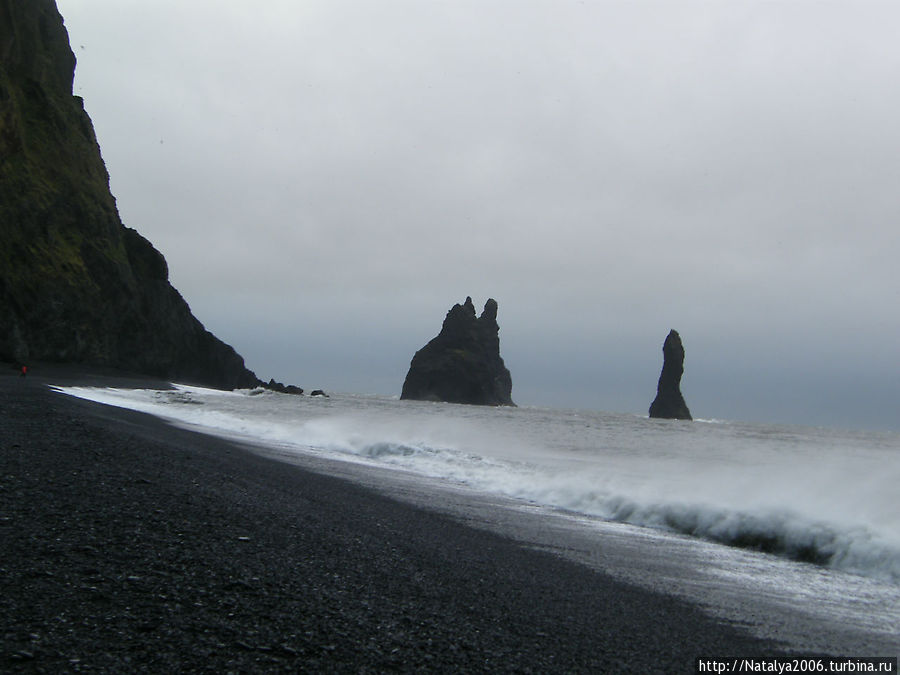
[53,384,900,584]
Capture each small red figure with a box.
[20,365,27,377]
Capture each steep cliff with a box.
[401,297,514,406]
[648,329,692,420]
[0,0,258,388]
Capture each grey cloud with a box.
[56,0,900,429]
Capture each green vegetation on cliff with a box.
[0,0,258,388]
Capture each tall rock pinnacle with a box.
[649,329,693,420]
[401,297,514,406]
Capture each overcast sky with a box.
[55,0,899,430]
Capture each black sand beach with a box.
[1,366,786,673]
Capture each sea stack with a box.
[0,1,258,389]
[401,297,514,406]
[649,329,692,420]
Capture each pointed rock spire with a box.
[401,297,514,406]
[649,329,693,420]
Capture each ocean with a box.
[54,384,900,655]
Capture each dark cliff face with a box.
[401,297,514,406]
[0,0,258,389]
[649,329,692,420]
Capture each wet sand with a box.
[1,365,785,672]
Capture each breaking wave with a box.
[52,384,900,584]
[323,436,900,582]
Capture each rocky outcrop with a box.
[401,297,514,406]
[0,1,258,389]
[264,379,304,395]
[649,329,692,420]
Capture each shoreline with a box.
[3,368,789,671]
